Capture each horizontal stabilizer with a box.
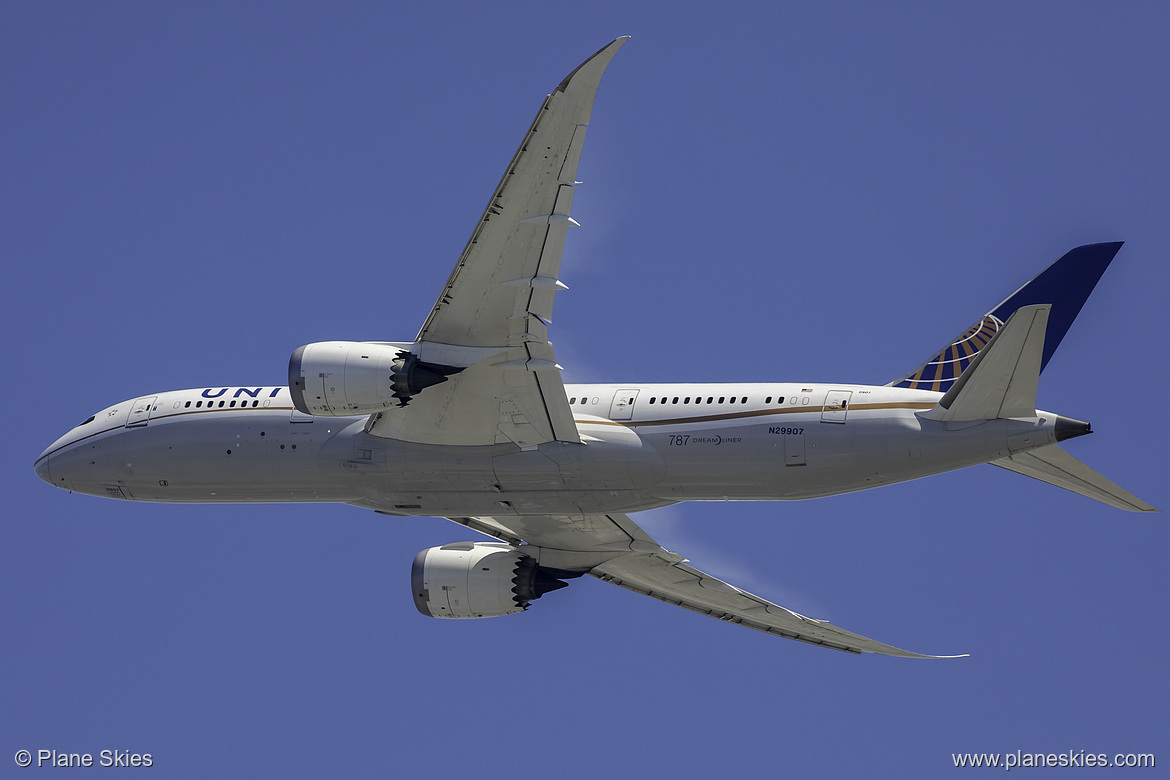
[991,444,1157,513]
[921,304,1049,422]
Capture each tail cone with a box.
[1055,416,1092,442]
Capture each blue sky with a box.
[4,3,1167,776]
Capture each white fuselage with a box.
[35,382,1061,517]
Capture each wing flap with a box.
[533,368,580,443]
[366,354,577,447]
[447,511,656,554]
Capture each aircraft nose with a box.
[34,452,53,485]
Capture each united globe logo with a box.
[895,314,1004,392]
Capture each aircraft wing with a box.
[368,38,628,447]
[415,38,626,348]
[445,511,965,658]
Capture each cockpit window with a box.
[79,415,96,426]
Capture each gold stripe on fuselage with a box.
[576,401,935,428]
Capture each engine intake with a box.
[412,542,573,619]
[288,341,460,416]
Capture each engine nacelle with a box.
[411,542,571,619]
[288,341,458,416]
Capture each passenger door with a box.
[609,389,640,421]
[125,396,157,428]
[821,390,852,424]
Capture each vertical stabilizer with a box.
[890,243,1122,392]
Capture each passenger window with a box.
[672,397,679,404]
[719,397,725,404]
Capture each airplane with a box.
[34,37,1155,659]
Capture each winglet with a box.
[556,37,630,94]
[890,242,1123,392]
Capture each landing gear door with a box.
[821,390,852,424]
[609,389,640,421]
[125,396,157,428]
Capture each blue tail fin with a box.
[889,242,1123,392]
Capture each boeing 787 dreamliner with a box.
[35,38,1154,658]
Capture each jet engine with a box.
[412,542,574,619]
[288,341,460,416]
